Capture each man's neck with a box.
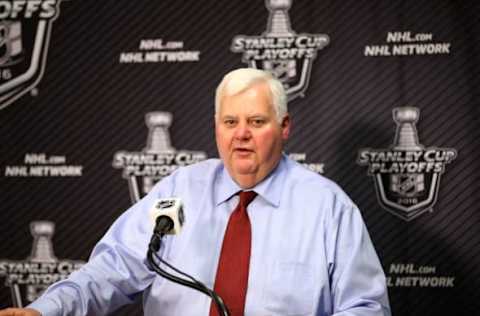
[230,157,283,190]
[233,174,261,190]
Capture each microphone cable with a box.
[147,231,230,316]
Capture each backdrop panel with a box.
[1,1,479,315]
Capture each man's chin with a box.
[231,163,257,176]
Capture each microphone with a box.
[149,198,184,251]
[150,198,185,235]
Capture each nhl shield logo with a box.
[231,0,329,101]
[0,0,67,110]
[357,107,457,221]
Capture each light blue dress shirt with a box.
[29,155,391,316]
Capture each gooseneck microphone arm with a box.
[147,216,230,316]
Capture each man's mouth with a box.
[234,147,254,153]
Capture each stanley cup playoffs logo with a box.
[113,112,207,203]
[0,221,85,307]
[0,0,68,110]
[231,0,329,101]
[357,107,457,221]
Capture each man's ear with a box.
[281,114,290,140]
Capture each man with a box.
[0,68,391,316]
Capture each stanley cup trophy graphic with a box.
[0,221,85,307]
[9,221,57,307]
[263,0,297,82]
[390,107,425,196]
[28,221,57,263]
[113,111,208,204]
[266,0,294,37]
[142,112,175,194]
[127,112,175,203]
[231,0,329,100]
[26,221,57,303]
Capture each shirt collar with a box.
[214,154,287,207]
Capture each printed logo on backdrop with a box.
[0,221,85,307]
[386,262,455,288]
[4,153,83,177]
[231,0,329,101]
[288,152,325,174]
[364,31,451,57]
[119,38,201,64]
[113,112,208,203]
[357,107,457,221]
[0,0,69,110]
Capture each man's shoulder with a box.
[283,156,336,188]
[172,158,223,180]
[148,158,222,197]
[283,157,353,207]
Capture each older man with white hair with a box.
[0,68,390,316]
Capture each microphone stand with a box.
[147,217,230,316]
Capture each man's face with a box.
[215,82,290,188]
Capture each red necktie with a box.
[210,191,257,316]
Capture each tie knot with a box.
[239,191,257,208]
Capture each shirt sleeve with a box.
[28,178,173,316]
[326,200,391,316]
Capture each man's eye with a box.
[224,120,236,126]
[251,119,265,127]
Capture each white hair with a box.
[215,68,288,122]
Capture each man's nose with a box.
[233,122,251,140]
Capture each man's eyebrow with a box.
[249,114,268,118]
